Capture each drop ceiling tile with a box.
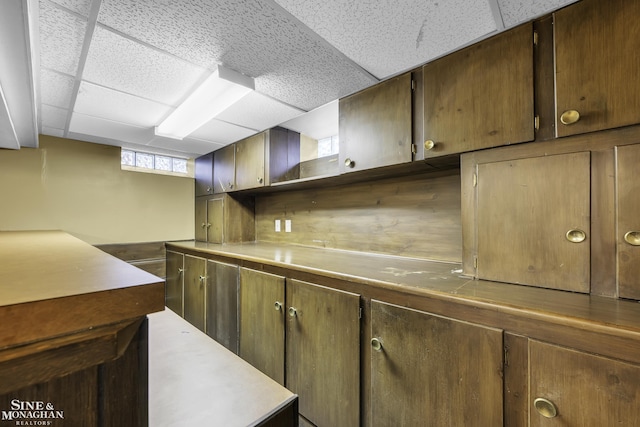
[216,92,304,132]
[189,119,258,146]
[147,136,224,157]
[69,112,154,145]
[83,26,208,106]
[74,81,171,127]
[40,69,74,109]
[97,0,377,111]
[41,126,65,138]
[48,0,93,17]
[280,100,338,141]
[275,0,497,79]
[41,104,68,129]
[39,0,86,75]
[497,0,578,27]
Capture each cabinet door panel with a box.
[339,72,412,173]
[235,133,265,191]
[423,23,534,157]
[194,152,213,196]
[286,279,360,427]
[207,260,239,353]
[206,198,223,244]
[477,152,591,292]
[555,0,640,137]
[616,144,640,300]
[371,300,503,427]
[194,198,207,242]
[165,251,184,316]
[183,255,206,331]
[213,144,235,193]
[239,268,285,385]
[530,340,640,426]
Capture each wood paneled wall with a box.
[256,169,462,262]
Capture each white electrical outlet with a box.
[285,219,292,233]
[275,219,281,232]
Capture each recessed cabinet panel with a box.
[477,152,591,292]
[194,198,207,242]
[339,72,412,173]
[183,255,206,332]
[530,340,640,426]
[555,0,640,137]
[213,144,235,193]
[370,300,503,426]
[423,23,534,158]
[235,132,266,191]
[286,279,360,427]
[206,198,223,244]
[165,250,184,316]
[238,268,285,385]
[616,144,640,300]
[206,260,239,353]
[194,152,213,196]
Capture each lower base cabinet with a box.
[207,260,239,353]
[370,300,504,426]
[183,255,206,331]
[529,340,640,426]
[165,250,184,316]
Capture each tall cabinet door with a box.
[423,23,534,158]
[476,152,591,292]
[616,144,640,299]
[206,198,223,244]
[165,250,184,316]
[370,300,504,427]
[183,255,206,332]
[207,260,239,353]
[555,0,640,137]
[286,279,360,427]
[213,144,235,193]
[238,268,285,385]
[194,198,207,242]
[235,132,266,191]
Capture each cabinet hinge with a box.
[411,143,417,155]
[474,256,478,269]
[411,79,415,91]
[359,307,363,319]
[534,115,540,131]
[473,173,477,188]
[533,30,538,46]
[504,346,509,367]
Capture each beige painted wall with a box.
[0,135,194,244]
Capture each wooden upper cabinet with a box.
[235,132,266,191]
[476,152,591,292]
[616,144,640,300]
[555,0,640,137]
[423,23,534,158]
[213,144,235,193]
[194,152,214,196]
[339,72,412,173]
[529,340,640,426]
[370,300,503,427]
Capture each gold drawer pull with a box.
[534,397,558,418]
[371,338,383,352]
[624,231,640,246]
[566,229,586,243]
[560,109,580,125]
[424,140,435,151]
[344,158,355,168]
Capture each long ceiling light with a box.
[155,65,254,140]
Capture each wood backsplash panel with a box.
[255,170,462,262]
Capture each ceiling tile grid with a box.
[41,104,68,130]
[274,0,498,79]
[48,0,93,18]
[40,68,74,109]
[39,0,86,76]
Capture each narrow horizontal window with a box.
[121,149,191,176]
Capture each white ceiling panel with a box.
[96,0,377,112]
[74,81,171,128]
[280,100,338,141]
[497,0,579,27]
[189,118,258,146]
[216,92,304,132]
[146,136,224,157]
[69,112,154,145]
[39,0,86,75]
[275,0,497,79]
[41,104,67,129]
[40,68,74,109]
[41,126,65,138]
[48,0,92,18]
[83,25,209,106]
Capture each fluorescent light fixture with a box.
[155,65,254,140]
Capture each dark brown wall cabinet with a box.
[194,152,214,196]
[213,143,236,193]
[195,193,255,244]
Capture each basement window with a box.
[121,149,191,176]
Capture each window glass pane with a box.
[172,158,188,173]
[155,155,172,171]
[121,150,135,166]
[136,152,154,169]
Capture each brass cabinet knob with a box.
[371,338,383,352]
[560,109,580,125]
[178,268,184,274]
[198,275,205,281]
[206,223,211,229]
[344,158,355,168]
[566,229,586,243]
[206,186,212,193]
[533,398,558,418]
[274,301,283,311]
[424,140,436,151]
[624,231,640,246]
[288,306,297,317]
[257,177,263,184]
[201,222,207,228]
